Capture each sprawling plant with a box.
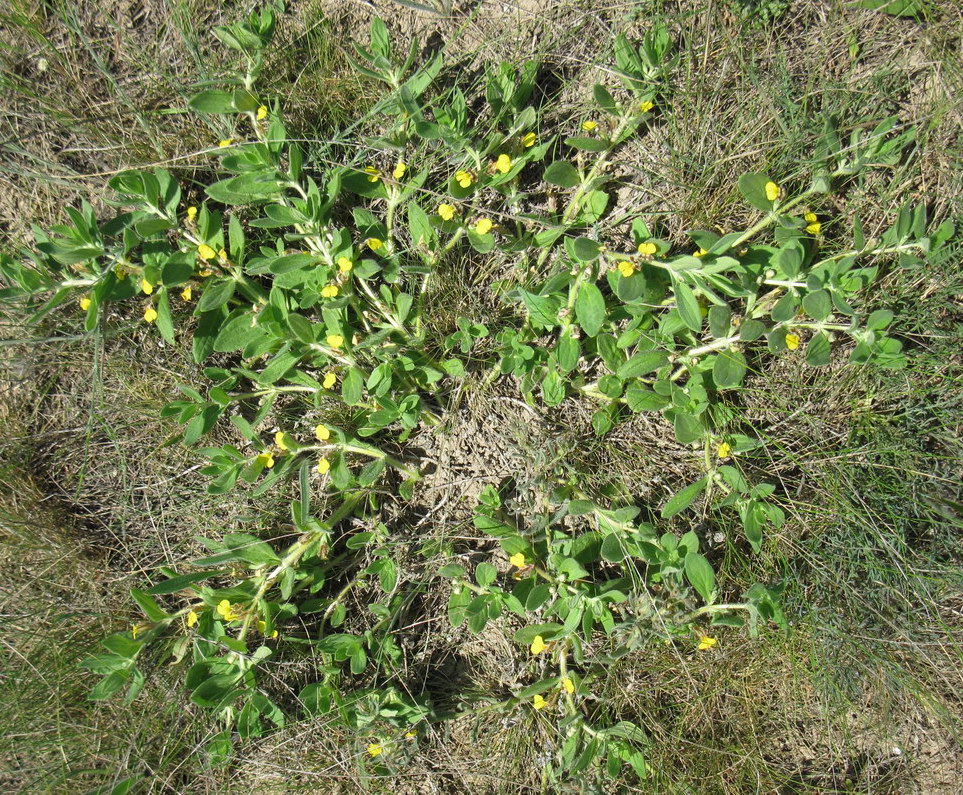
[0,4,952,781]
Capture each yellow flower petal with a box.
[143,307,158,323]
[765,181,780,202]
[581,120,598,132]
[79,296,91,311]
[140,278,153,295]
[785,332,800,351]
[186,206,197,221]
[180,286,192,301]
[509,552,526,569]
[806,222,821,234]
[521,132,537,148]
[256,105,268,120]
[393,162,407,180]
[617,260,635,278]
[495,153,512,174]
[256,452,275,469]
[474,218,493,235]
[337,256,354,273]
[131,623,140,639]
[366,237,383,251]
[637,241,657,256]
[438,203,457,221]
[561,677,575,694]
[315,424,331,441]
[364,166,381,183]
[322,372,337,389]
[455,170,473,188]
[530,635,547,655]
[639,100,654,113]
[274,431,289,451]
[716,442,732,459]
[317,458,330,475]
[186,610,198,627]
[697,636,718,651]
[218,139,233,148]
[367,743,383,757]
[197,244,216,260]
[326,334,344,349]
[321,284,339,298]
[694,247,709,258]
[804,212,818,223]
[532,694,547,710]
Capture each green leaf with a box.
[520,289,560,328]
[575,283,606,337]
[197,279,236,312]
[625,384,670,412]
[342,368,364,405]
[475,562,498,587]
[661,477,707,519]
[130,588,167,621]
[544,161,580,188]
[684,552,715,603]
[557,334,580,373]
[154,291,174,344]
[188,90,236,114]
[856,0,931,19]
[617,351,668,379]
[866,309,894,330]
[712,349,747,388]
[565,136,609,153]
[802,289,832,321]
[674,281,702,332]
[570,237,602,262]
[542,369,565,406]
[738,172,778,212]
[146,571,219,595]
[593,84,619,114]
[214,312,263,352]
[805,331,831,366]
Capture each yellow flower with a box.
[765,181,780,202]
[785,332,801,351]
[197,268,212,278]
[716,442,732,459]
[180,286,192,301]
[581,120,598,132]
[393,162,407,180]
[455,170,473,189]
[257,620,278,638]
[366,237,383,251]
[216,599,240,621]
[140,278,153,295]
[218,139,233,148]
[367,743,383,757]
[186,610,199,628]
[560,677,575,695]
[530,635,547,655]
[804,212,821,234]
[143,306,158,324]
[322,372,337,389]
[697,636,718,651]
[256,451,275,469]
[637,241,657,256]
[616,261,635,278]
[114,264,127,280]
[186,206,197,221]
[131,623,141,639]
[404,731,417,740]
[197,243,216,260]
[495,153,512,174]
[532,694,547,710]
[438,203,457,221]
[317,458,330,475]
[364,166,381,183]
[274,431,289,451]
[326,334,344,349]
[521,132,537,148]
[337,256,353,273]
[509,552,526,569]
[639,100,655,113]
[256,105,268,120]
[217,248,227,263]
[474,218,493,235]
[315,424,331,441]
[79,296,91,311]
[321,284,339,298]
[694,247,709,258]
